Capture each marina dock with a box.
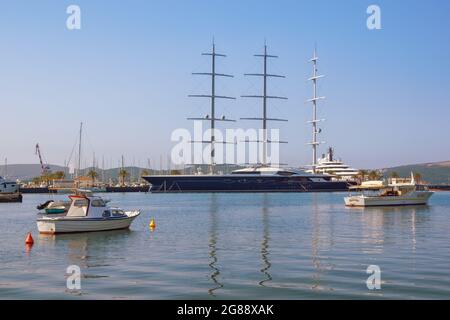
[19,184,149,194]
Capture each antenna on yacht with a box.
[102,155,105,183]
[241,43,288,166]
[188,40,236,174]
[328,147,333,161]
[307,47,325,173]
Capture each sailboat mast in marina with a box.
[76,122,83,179]
[188,41,236,174]
[307,48,325,173]
[241,44,288,166]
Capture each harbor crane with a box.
[35,143,51,175]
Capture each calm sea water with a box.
[1,192,450,299]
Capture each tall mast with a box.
[77,122,83,178]
[121,155,125,185]
[242,43,287,166]
[102,155,105,183]
[307,48,325,173]
[188,41,236,174]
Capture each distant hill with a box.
[0,163,244,182]
[0,164,67,181]
[0,164,154,182]
[383,161,450,184]
[5,162,449,184]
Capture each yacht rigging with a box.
[188,41,236,174]
[241,44,288,166]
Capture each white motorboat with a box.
[344,174,433,207]
[0,176,22,202]
[0,176,19,193]
[37,194,140,234]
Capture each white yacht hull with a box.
[345,191,433,207]
[37,211,140,234]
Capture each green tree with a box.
[140,169,150,183]
[87,169,98,186]
[413,172,422,183]
[119,169,129,186]
[368,170,382,181]
[32,176,42,185]
[31,171,65,186]
[389,171,400,179]
[357,169,369,182]
[54,171,65,179]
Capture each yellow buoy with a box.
[149,218,156,229]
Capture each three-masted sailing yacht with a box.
[143,43,350,193]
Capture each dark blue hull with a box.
[143,175,353,193]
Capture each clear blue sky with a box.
[0,0,449,169]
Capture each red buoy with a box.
[25,232,34,245]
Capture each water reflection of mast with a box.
[411,207,417,252]
[208,194,223,295]
[259,194,272,286]
[311,193,322,289]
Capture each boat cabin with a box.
[349,179,428,197]
[66,195,126,218]
[0,176,19,193]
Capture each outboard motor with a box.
[37,200,54,210]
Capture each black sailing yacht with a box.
[143,43,352,193]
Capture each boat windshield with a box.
[277,170,295,176]
[379,189,400,197]
[91,199,107,207]
[111,209,125,217]
[102,209,125,217]
[73,199,88,207]
[231,171,260,175]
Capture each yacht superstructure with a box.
[310,147,359,181]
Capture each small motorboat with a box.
[344,173,434,207]
[37,194,140,234]
[37,190,111,215]
[0,176,22,203]
[37,200,71,214]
